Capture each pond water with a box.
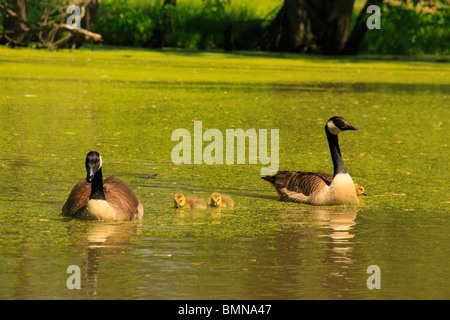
[0,48,448,300]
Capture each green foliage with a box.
[361,2,450,54]
[1,0,447,54]
[91,0,273,49]
[90,0,449,54]
[93,0,157,46]
[202,0,231,18]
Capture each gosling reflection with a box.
[172,206,233,226]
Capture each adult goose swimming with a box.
[262,116,360,205]
[62,151,144,221]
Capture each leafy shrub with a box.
[92,0,269,49]
[93,0,159,46]
[14,0,442,54]
[361,3,450,54]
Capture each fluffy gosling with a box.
[355,183,367,196]
[209,192,234,208]
[174,192,207,209]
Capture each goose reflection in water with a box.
[310,208,358,266]
[66,220,143,296]
[281,207,358,267]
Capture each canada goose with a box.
[173,192,207,209]
[209,192,234,208]
[355,183,367,196]
[62,151,144,221]
[262,116,359,205]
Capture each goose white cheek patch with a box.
[326,121,342,135]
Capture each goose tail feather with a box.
[261,176,275,183]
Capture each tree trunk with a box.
[258,0,355,54]
[147,0,176,48]
[341,0,383,54]
[224,24,233,52]
[1,0,28,46]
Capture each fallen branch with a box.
[52,24,102,42]
[0,1,102,49]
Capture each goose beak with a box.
[86,167,95,183]
[175,202,180,208]
[362,192,367,196]
[211,201,218,207]
[344,124,358,131]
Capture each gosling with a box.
[174,192,207,209]
[355,183,367,196]
[209,192,234,208]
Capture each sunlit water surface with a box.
[0,48,448,299]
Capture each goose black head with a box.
[85,151,103,183]
[326,116,358,135]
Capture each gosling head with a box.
[326,116,358,135]
[355,183,367,196]
[210,192,222,207]
[174,192,186,208]
[85,151,103,183]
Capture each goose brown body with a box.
[265,172,366,199]
[62,176,144,220]
[62,152,144,221]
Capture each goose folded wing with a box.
[62,179,91,217]
[103,176,143,219]
[271,171,331,196]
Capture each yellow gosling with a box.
[209,192,234,208]
[174,192,207,209]
[355,183,367,196]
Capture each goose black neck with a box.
[89,168,106,200]
[325,128,347,176]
